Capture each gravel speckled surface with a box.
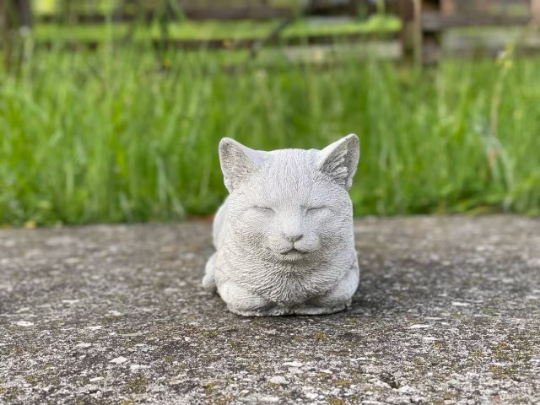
[1,216,539,404]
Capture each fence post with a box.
[0,0,11,72]
[16,0,32,28]
[412,0,422,65]
[532,0,540,21]
[399,0,415,60]
[0,0,33,73]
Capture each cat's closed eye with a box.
[251,206,274,215]
[306,206,329,214]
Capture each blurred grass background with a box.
[0,1,539,226]
[1,48,539,226]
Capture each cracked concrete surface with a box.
[0,216,539,404]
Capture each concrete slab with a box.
[1,216,539,404]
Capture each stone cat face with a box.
[219,135,360,264]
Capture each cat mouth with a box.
[278,248,309,260]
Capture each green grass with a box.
[32,16,401,43]
[1,45,539,226]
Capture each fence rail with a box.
[35,31,398,51]
[38,7,293,23]
[422,12,533,31]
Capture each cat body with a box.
[202,135,360,316]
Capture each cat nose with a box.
[284,233,303,243]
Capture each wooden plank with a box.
[421,0,441,12]
[184,7,292,20]
[38,7,293,23]
[15,0,32,27]
[33,32,399,52]
[532,0,540,20]
[36,1,402,24]
[422,12,532,31]
[440,0,454,15]
[307,0,359,16]
[398,0,415,23]
[398,0,415,58]
[427,42,540,60]
[413,0,423,64]
[0,0,10,71]
[441,0,530,17]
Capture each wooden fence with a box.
[400,0,540,62]
[2,0,540,62]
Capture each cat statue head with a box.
[218,134,360,266]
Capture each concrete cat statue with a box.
[202,134,360,316]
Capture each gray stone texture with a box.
[0,215,539,404]
[206,135,360,316]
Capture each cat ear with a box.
[219,138,263,192]
[317,134,360,190]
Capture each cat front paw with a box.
[293,301,351,316]
[218,282,274,316]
